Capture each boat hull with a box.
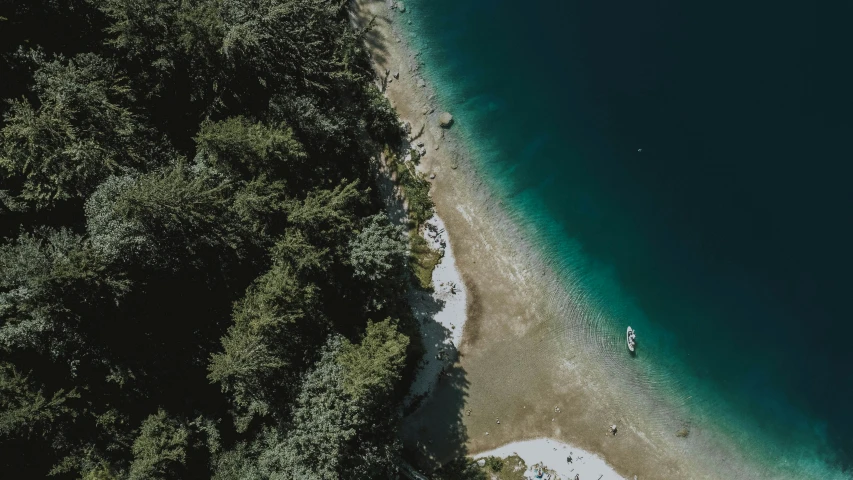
[627,327,636,352]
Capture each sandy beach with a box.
[348,1,712,478]
[404,214,468,403]
[475,438,627,480]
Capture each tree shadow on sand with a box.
[403,363,471,470]
[400,288,472,474]
[348,0,392,67]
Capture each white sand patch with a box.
[474,438,629,480]
[405,213,467,402]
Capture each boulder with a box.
[439,112,454,128]
[393,71,399,79]
[397,2,405,12]
[417,78,426,88]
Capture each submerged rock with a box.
[439,112,454,127]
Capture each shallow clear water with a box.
[400,0,853,477]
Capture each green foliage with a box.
[229,176,289,243]
[195,116,306,180]
[363,85,403,144]
[86,162,244,271]
[484,455,528,480]
[410,233,443,291]
[350,213,408,283]
[97,0,225,98]
[211,441,263,480]
[250,335,403,479]
[219,0,366,95]
[484,456,504,472]
[385,148,434,227]
[254,338,357,479]
[128,409,190,480]
[284,181,368,267]
[287,181,366,242]
[212,326,410,478]
[0,228,126,361]
[349,214,410,309]
[0,0,416,477]
[0,52,161,210]
[208,325,284,431]
[81,463,120,480]
[208,235,326,430]
[338,319,409,401]
[0,362,79,438]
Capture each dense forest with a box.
[0,0,429,478]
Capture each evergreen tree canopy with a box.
[195,116,306,181]
[0,52,163,211]
[0,0,419,477]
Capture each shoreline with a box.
[350,2,853,479]
[348,0,663,476]
[404,214,467,403]
[348,1,820,479]
[371,127,467,406]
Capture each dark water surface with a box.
[403,0,853,476]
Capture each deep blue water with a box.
[403,0,853,476]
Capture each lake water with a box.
[401,0,853,477]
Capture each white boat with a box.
[627,327,636,352]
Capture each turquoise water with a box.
[400,0,853,477]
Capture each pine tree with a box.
[0,52,163,211]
